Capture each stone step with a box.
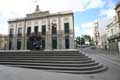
[0,50,107,74]
[0,62,99,67]
[48,66,108,74]
[9,64,103,71]
[0,51,80,53]
[0,50,79,54]
[0,53,85,56]
[0,60,95,64]
[0,57,92,61]
[0,56,88,58]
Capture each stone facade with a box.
[0,34,7,50]
[8,5,75,50]
[106,16,120,52]
[93,22,100,48]
[106,3,120,52]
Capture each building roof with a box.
[115,2,120,10]
[8,5,73,23]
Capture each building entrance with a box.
[27,36,43,50]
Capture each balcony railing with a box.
[107,32,120,40]
[9,34,13,38]
[30,32,41,37]
[17,33,22,37]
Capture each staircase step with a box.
[48,66,108,74]
[0,57,92,61]
[0,50,107,74]
[9,64,103,71]
[0,54,85,56]
[0,56,88,58]
[0,60,95,64]
[0,62,99,67]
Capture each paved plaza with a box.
[0,48,120,80]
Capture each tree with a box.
[90,37,95,46]
[82,35,91,43]
[81,37,85,45]
[75,36,81,45]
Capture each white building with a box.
[93,19,113,49]
[106,15,120,52]
[8,5,75,50]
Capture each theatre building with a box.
[8,5,75,50]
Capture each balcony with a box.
[107,33,120,40]
[64,30,70,34]
[9,34,13,38]
[30,32,41,37]
[17,33,22,37]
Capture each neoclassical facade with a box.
[7,5,75,50]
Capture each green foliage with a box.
[75,36,81,45]
[75,34,95,46]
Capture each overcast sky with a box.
[0,0,118,37]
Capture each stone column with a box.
[70,34,75,49]
[46,17,52,50]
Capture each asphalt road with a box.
[80,47,120,80]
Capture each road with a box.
[79,47,120,80]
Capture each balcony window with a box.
[27,27,31,35]
[118,12,120,20]
[34,26,38,35]
[9,28,13,37]
[52,23,57,34]
[42,25,46,35]
[18,27,22,36]
[64,23,69,33]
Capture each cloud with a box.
[80,21,95,37]
[83,0,105,9]
[75,26,81,37]
[100,9,116,19]
[0,0,106,34]
[83,28,94,37]
[81,21,94,28]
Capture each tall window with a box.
[18,27,22,36]
[17,40,21,50]
[27,27,31,35]
[118,12,120,20]
[9,28,13,37]
[52,37,57,49]
[9,40,12,50]
[111,29,113,35]
[34,26,38,35]
[27,39,30,49]
[65,36,69,49]
[42,39,45,49]
[42,25,46,35]
[52,23,57,34]
[64,23,69,33]
[9,28,13,34]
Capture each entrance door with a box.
[52,37,57,49]
[65,37,69,49]
[17,40,21,50]
[42,40,45,49]
[28,36,42,50]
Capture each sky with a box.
[0,0,119,37]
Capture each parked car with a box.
[90,46,96,49]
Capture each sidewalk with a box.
[96,48,120,63]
